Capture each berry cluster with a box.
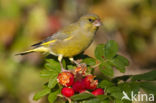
[57,67,104,97]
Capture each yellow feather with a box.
[64,36,73,41]
[33,47,49,52]
[41,40,57,45]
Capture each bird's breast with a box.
[51,32,94,57]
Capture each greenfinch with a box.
[17,14,101,71]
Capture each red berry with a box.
[83,75,98,90]
[72,80,85,92]
[57,72,74,86]
[61,87,74,97]
[92,88,104,96]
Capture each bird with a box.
[16,14,101,71]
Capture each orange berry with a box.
[57,72,74,87]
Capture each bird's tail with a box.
[15,47,49,56]
[15,50,34,55]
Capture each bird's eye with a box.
[88,18,94,22]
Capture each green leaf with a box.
[83,57,96,66]
[116,55,129,66]
[62,59,66,68]
[67,65,75,70]
[83,98,109,103]
[99,61,114,77]
[71,93,95,101]
[112,75,131,83]
[115,99,123,103]
[100,100,110,103]
[104,40,118,59]
[96,95,108,100]
[118,82,140,97]
[48,89,59,103]
[99,80,114,88]
[40,69,54,78]
[95,44,105,61]
[131,70,156,81]
[83,98,101,103]
[45,59,61,72]
[111,55,127,73]
[139,82,156,94]
[48,73,58,89]
[107,86,123,99]
[33,87,50,100]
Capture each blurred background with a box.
[0,0,156,103]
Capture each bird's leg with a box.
[69,57,86,67]
[58,55,66,72]
[69,58,80,66]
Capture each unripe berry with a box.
[57,72,74,86]
[72,80,85,92]
[92,88,104,96]
[61,87,74,97]
[83,75,98,90]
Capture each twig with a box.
[91,63,100,68]
[57,94,72,103]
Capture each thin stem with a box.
[91,63,100,68]
[57,94,72,103]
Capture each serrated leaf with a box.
[45,59,61,72]
[67,65,75,70]
[116,55,129,66]
[104,40,118,59]
[48,89,59,103]
[99,61,114,77]
[100,100,110,103]
[33,87,50,100]
[83,98,101,103]
[83,98,109,103]
[40,69,58,78]
[111,55,127,73]
[71,93,94,101]
[96,95,108,100]
[48,74,58,89]
[118,82,140,98]
[112,75,131,83]
[131,70,156,81]
[139,82,156,94]
[115,99,123,103]
[99,80,114,88]
[95,44,105,61]
[83,58,96,66]
[107,86,123,99]
[107,86,121,93]
[62,59,66,68]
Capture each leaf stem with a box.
[91,63,100,68]
[57,94,72,103]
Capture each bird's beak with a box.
[93,19,101,27]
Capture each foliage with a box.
[33,40,156,103]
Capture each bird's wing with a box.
[31,32,70,48]
[31,23,78,48]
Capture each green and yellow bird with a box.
[17,14,101,71]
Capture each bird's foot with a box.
[70,59,86,67]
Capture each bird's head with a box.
[78,14,101,32]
